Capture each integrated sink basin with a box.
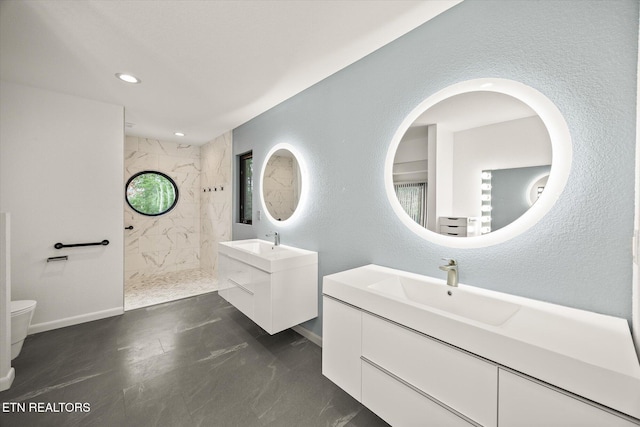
[219,239,317,273]
[369,275,520,326]
[234,241,283,255]
[323,264,640,420]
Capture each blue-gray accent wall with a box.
[232,0,639,337]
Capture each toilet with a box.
[11,300,36,360]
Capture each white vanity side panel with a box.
[251,266,272,332]
[362,313,497,427]
[498,369,639,427]
[322,296,362,401]
[362,362,473,427]
[270,264,318,334]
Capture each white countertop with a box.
[219,239,317,273]
[323,264,640,419]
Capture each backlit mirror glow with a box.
[260,144,307,225]
[385,78,572,248]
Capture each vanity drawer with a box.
[439,225,467,236]
[225,278,254,319]
[362,360,474,427]
[498,369,639,427]
[440,217,468,226]
[362,313,497,427]
[225,256,253,287]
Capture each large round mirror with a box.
[385,79,572,248]
[260,144,304,223]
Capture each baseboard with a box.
[292,325,322,347]
[28,307,124,335]
[0,367,15,392]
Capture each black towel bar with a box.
[54,240,109,249]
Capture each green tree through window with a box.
[239,152,253,224]
[126,171,178,216]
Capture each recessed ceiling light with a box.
[174,132,185,137]
[115,73,141,84]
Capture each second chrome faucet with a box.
[439,258,458,287]
[266,231,280,246]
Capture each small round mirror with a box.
[125,171,179,216]
[261,144,304,223]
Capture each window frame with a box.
[125,170,179,217]
[238,151,253,224]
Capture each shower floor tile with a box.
[125,269,219,311]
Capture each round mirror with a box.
[260,144,306,224]
[126,171,179,216]
[385,78,572,248]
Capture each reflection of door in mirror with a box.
[392,91,552,236]
[263,150,300,221]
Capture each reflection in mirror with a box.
[487,166,551,231]
[262,149,301,221]
[392,91,552,237]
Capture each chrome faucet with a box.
[266,231,280,246]
[439,258,458,287]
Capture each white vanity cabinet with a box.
[438,217,480,237]
[498,369,638,427]
[217,240,318,335]
[322,292,640,427]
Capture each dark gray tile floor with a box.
[0,292,388,427]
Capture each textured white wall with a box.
[233,1,639,338]
[0,81,124,333]
[634,4,640,360]
[0,213,13,391]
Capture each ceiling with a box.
[413,91,537,132]
[0,0,461,145]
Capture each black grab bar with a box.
[54,240,109,249]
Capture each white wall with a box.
[634,5,640,360]
[451,116,551,216]
[0,81,124,333]
[434,126,454,221]
[394,126,429,184]
[0,213,14,391]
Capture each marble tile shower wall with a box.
[200,132,233,275]
[124,136,201,280]
[263,155,297,221]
